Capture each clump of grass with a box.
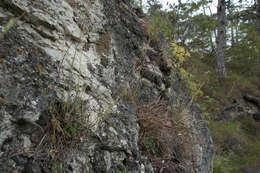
[32,78,92,172]
[210,118,260,173]
[213,138,260,173]
[209,120,247,155]
[137,97,192,172]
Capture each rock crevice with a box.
[0,0,213,172]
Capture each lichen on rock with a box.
[0,0,213,172]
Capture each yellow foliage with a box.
[170,41,190,67]
[179,67,189,78]
[170,42,203,100]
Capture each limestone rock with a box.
[0,0,213,172]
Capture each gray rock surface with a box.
[217,97,260,122]
[0,0,213,172]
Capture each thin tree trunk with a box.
[203,4,215,51]
[257,0,260,35]
[208,6,217,45]
[140,0,143,9]
[216,0,227,76]
[227,3,235,46]
[235,19,239,43]
[231,21,234,46]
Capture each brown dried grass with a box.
[137,97,192,173]
[32,99,90,172]
[139,16,151,37]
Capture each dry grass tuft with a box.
[137,97,192,173]
[32,97,90,172]
[139,16,151,38]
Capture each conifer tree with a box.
[216,0,227,76]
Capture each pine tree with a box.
[216,0,227,76]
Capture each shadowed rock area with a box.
[0,0,213,172]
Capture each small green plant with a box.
[143,133,157,155]
[52,161,65,173]
[148,8,175,41]
[64,121,84,137]
[0,13,25,41]
[169,41,204,101]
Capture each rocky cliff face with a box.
[0,0,213,172]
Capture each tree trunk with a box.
[257,0,260,35]
[140,0,143,9]
[216,0,227,76]
[208,6,217,43]
[235,19,239,43]
[231,21,234,46]
[203,4,215,51]
[227,3,235,46]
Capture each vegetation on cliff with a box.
[0,0,259,172]
[134,0,260,172]
[0,0,213,172]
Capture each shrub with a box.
[168,41,204,101]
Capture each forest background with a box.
[132,0,260,172]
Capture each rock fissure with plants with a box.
[2,0,258,173]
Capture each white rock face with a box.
[0,0,213,172]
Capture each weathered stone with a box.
[0,0,213,173]
[218,98,259,122]
[253,112,260,121]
